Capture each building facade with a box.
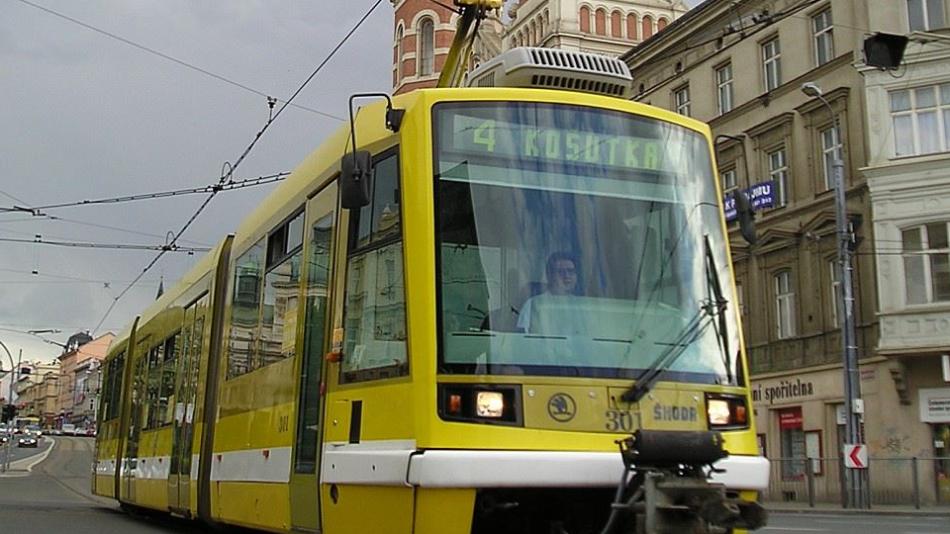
[861,2,950,503]
[14,360,59,419]
[623,0,948,504]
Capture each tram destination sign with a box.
[446,114,697,174]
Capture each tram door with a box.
[290,185,337,532]
[168,295,208,513]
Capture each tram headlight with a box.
[475,391,505,418]
[439,384,522,425]
[705,394,749,429]
[707,399,732,426]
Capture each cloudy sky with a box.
[1,1,394,363]
[0,0,699,365]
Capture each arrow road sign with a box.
[844,444,868,469]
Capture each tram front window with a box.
[434,102,740,384]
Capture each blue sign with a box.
[724,180,775,222]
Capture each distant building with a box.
[55,332,113,429]
[391,0,687,94]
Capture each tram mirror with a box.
[341,150,372,209]
[735,191,757,245]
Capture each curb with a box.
[767,506,950,517]
[1,437,56,473]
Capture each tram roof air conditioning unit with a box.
[467,47,633,99]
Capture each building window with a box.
[642,15,654,39]
[830,259,842,326]
[768,147,788,207]
[627,13,638,40]
[721,168,737,192]
[716,63,734,115]
[611,10,622,38]
[762,38,781,92]
[813,9,834,66]
[674,85,691,116]
[779,407,806,479]
[821,125,842,190]
[595,8,607,35]
[908,0,945,31]
[418,17,435,76]
[903,222,950,304]
[658,17,669,30]
[394,26,404,85]
[579,6,591,33]
[774,270,796,339]
[890,84,950,157]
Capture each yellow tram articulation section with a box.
[93,88,767,533]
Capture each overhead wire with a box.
[9,172,289,213]
[0,267,147,285]
[13,0,345,122]
[91,0,385,334]
[0,188,30,205]
[0,236,210,253]
[38,215,212,247]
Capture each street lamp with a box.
[800,82,868,509]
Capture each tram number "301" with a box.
[604,409,636,432]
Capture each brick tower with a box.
[392,0,459,95]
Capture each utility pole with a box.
[801,82,869,508]
[0,339,15,472]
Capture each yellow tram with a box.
[92,25,768,534]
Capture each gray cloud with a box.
[1,1,392,359]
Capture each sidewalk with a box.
[766,500,950,517]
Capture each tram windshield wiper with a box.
[621,235,730,403]
[620,307,713,403]
[703,234,733,386]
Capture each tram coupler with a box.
[602,430,767,534]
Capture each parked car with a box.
[0,433,10,444]
[17,436,38,448]
[61,423,76,436]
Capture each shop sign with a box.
[724,181,775,222]
[753,378,815,405]
[778,408,803,429]
[919,388,950,423]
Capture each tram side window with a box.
[159,334,179,426]
[228,239,265,378]
[342,152,407,383]
[101,353,124,422]
[146,342,164,429]
[259,211,304,369]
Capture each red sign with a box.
[778,407,803,429]
[844,444,868,469]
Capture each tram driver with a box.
[516,251,582,333]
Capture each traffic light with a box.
[1,404,16,423]
[864,33,908,70]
